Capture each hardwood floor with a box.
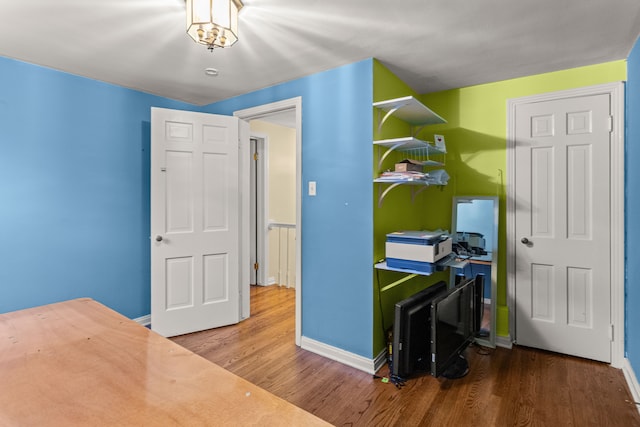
[171,286,640,426]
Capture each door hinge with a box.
[608,116,613,133]
[253,152,259,161]
[609,324,614,341]
[253,262,259,270]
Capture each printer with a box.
[385,230,452,272]
[454,231,487,256]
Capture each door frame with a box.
[249,133,269,289]
[506,82,625,367]
[234,97,303,346]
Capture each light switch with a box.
[308,181,317,196]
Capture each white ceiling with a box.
[1,0,640,106]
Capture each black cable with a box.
[471,342,494,356]
[375,266,387,345]
[376,265,406,388]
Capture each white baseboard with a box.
[373,348,388,373]
[496,335,513,349]
[268,277,277,285]
[133,314,151,327]
[300,336,378,375]
[623,358,640,414]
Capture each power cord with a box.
[375,265,406,389]
[471,341,494,356]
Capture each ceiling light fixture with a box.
[186,0,244,52]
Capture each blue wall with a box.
[0,56,197,319]
[203,59,375,358]
[0,55,375,359]
[627,39,640,371]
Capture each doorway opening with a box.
[235,97,302,346]
[249,129,297,289]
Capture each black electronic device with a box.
[391,281,447,379]
[429,275,482,379]
[474,273,486,336]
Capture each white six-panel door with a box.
[150,107,245,337]
[514,94,611,362]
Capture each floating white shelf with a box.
[373,137,445,170]
[372,97,458,293]
[421,160,445,167]
[374,254,468,292]
[373,137,445,153]
[373,178,433,185]
[373,179,433,207]
[372,97,447,207]
[373,96,446,131]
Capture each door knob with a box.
[521,237,530,244]
[155,235,163,242]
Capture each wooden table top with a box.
[0,298,330,426]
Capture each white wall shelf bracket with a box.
[377,140,412,170]
[377,105,403,134]
[410,185,429,203]
[376,181,404,207]
[374,179,443,206]
[411,125,426,138]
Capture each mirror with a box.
[451,196,498,348]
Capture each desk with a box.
[455,255,492,298]
[0,298,330,426]
[375,254,467,292]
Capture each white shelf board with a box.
[375,254,467,275]
[373,137,445,155]
[373,96,446,126]
[421,160,445,167]
[373,178,431,185]
[374,261,434,276]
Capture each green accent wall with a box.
[373,60,626,354]
[373,59,625,355]
[372,61,452,354]
[421,60,627,338]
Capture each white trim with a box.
[239,119,251,320]
[234,97,303,346]
[506,82,625,367]
[249,132,269,289]
[373,348,388,374]
[496,335,513,349]
[134,314,151,327]
[609,82,626,369]
[623,358,640,414]
[249,137,258,286]
[301,336,379,374]
[259,135,269,289]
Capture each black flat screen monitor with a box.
[429,277,478,378]
[392,281,447,378]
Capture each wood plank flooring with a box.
[171,286,640,426]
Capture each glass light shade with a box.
[186,0,243,49]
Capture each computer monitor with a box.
[429,276,481,378]
[391,281,447,379]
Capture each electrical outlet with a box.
[308,181,317,196]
